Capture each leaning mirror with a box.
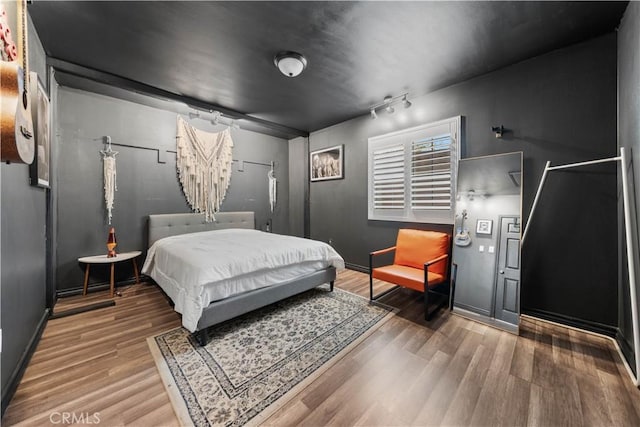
[451,152,523,333]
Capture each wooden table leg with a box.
[110,262,115,298]
[132,258,140,284]
[83,264,91,295]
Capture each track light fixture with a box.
[369,93,411,119]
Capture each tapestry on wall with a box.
[176,116,234,222]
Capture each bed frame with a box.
[147,212,337,345]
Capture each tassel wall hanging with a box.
[100,136,118,224]
[268,163,277,212]
[176,116,234,222]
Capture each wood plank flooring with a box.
[3,269,640,426]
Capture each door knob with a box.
[499,270,505,274]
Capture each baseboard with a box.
[453,306,519,334]
[616,330,636,376]
[522,308,617,338]
[345,262,369,274]
[50,300,116,319]
[56,275,145,298]
[1,308,50,416]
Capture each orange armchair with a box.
[369,229,451,320]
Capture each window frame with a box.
[367,116,461,224]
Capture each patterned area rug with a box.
[147,287,395,427]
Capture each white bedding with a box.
[142,228,345,331]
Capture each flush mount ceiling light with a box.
[274,51,308,77]
[369,93,411,119]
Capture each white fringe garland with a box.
[103,155,117,225]
[176,116,234,222]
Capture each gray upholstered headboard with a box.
[147,212,255,246]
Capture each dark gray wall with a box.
[618,1,640,372]
[0,167,46,404]
[55,88,289,292]
[302,33,618,328]
[1,8,48,408]
[288,137,307,238]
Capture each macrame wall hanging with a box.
[176,116,234,222]
[100,136,118,225]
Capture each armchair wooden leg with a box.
[369,275,374,300]
[424,288,431,321]
[424,268,431,320]
[369,253,374,300]
[424,283,448,321]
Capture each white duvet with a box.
[142,228,345,331]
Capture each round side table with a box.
[78,250,142,297]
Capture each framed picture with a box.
[476,219,493,235]
[28,72,50,188]
[310,144,343,181]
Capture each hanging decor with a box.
[176,116,234,222]
[268,162,276,213]
[100,136,118,224]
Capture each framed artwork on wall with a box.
[29,72,50,188]
[476,219,493,235]
[310,144,343,182]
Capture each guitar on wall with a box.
[0,0,34,164]
[454,209,472,247]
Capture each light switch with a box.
[488,246,495,253]
[479,245,485,252]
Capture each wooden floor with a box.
[3,270,640,426]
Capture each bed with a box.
[142,212,344,345]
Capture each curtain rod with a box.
[48,57,309,139]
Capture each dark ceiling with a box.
[29,1,628,138]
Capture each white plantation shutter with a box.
[368,116,461,224]
[373,144,405,209]
[411,135,452,210]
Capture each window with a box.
[372,144,405,210]
[368,116,461,224]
